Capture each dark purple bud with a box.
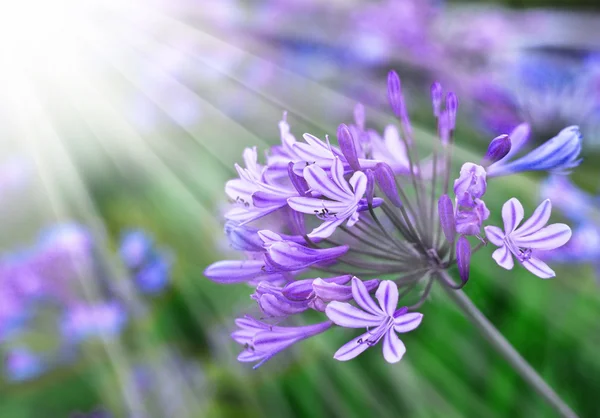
[430,82,442,117]
[456,236,471,284]
[438,194,456,244]
[365,169,374,206]
[446,92,458,130]
[337,124,361,171]
[387,70,403,117]
[354,103,365,131]
[482,134,511,166]
[373,163,403,207]
[287,162,309,195]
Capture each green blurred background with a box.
[1,0,599,417]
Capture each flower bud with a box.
[387,71,403,117]
[438,194,456,243]
[456,236,471,284]
[430,82,442,117]
[373,163,403,208]
[337,124,361,171]
[482,134,511,166]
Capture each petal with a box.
[312,278,353,302]
[325,301,382,328]
[307,218,346,239]
[521,257,556,279]
[484,226,505,247]
[514,224,572,250]
[303,164,349,202]
[502,198,524,233]
[331,157,353,195]
[348,171,367,200]
[492,246,514,270]
[204,260,265,283]
[393,312,423,333]
[382,330,406,363]
[384,125,409,167]
[287,196,349,215]
[514,199,552,237]
[333,332,371,361]
[375,280,399,316]
[351,277,382,316]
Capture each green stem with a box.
[438,271,578,418]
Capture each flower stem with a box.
[438,271,578,418]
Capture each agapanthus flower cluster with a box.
[0,225,172,382]
[205,70,581,368]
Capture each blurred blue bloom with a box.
[4,347,46,382]
[119,230,172,294]
[119,230,154,270]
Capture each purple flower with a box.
[232,316,332,368]
[484,198,572,278]
[540,175,595,223]
[454,163,487,207]
[207,70,579,368]
[288,157,383,238]
[453,163,489,237]
[119,230,153,269]
[486,124,582,177]
[326,278,422,363]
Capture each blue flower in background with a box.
[4,347,46,382]
[539,176,600,282]
[119,230,172,294]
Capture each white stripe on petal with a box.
[375,280,399,316]
[492,246,514,270]
[325,301,382,328]
[521,257,556,279]
[514,224,572,250]
[502,198,524,233]
[382,330,406,363]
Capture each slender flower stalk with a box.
[205,70,581,415]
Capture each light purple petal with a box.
[307,218,346,239]
[333,331,371,361]
[351,277,382,316]
[484,226,505,247]
[515,199,552,237]
[204,260,265,283]
[393,312,423,333]
[375,280,399,316]
[492,246,514,270]
[521,257,556,279]
[325,301,382,328]
[303,164,349,202]
[331,157,352,195]
[382,330,406,363]
[514,224,572,250]
[312,278,353,302]
[348,171,367,200]
[287,196,349,215]
[502,198,524,233]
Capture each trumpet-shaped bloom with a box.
[486,124,582,177]
[232,316,332,369]
[325,278,422,363]
[288,157,383,238]
[484,198,572,278]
